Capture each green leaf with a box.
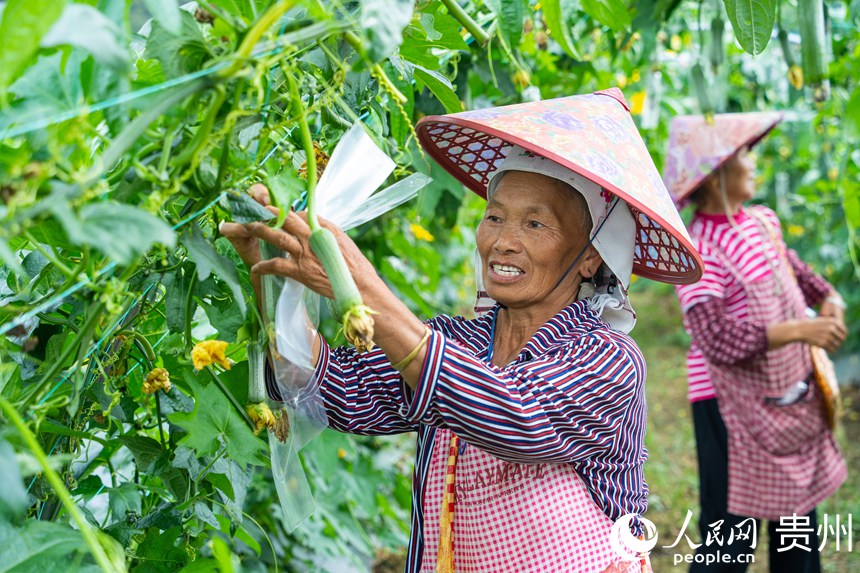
[181,227,246,316]
[542,0,581,59]
[143,12,210,79]
[53,202,176,266]
[41,4,128,68]
[0,440,28,521]
[118,436,163,473]
[360,0,415,61]
[109,483,142,523]
[413,65,463,114]
[0,519,99,573]
[485,0,525,48]
[0,0,68,98]
[724,0,776,56]
[225,190,275,224]
[400,5,469,69]
[168,379,267,467]
[581,0,631,31]
[132,526,189,573]
[0,238,24,277]
[142,0,182,35]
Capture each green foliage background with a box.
[0,0,857,571]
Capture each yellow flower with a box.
[246,402,277,435]
[191,340,231,370]
[630,91,647,116]
[143,367,171,394]
[630,69,641,84]
[512,68,531,89]
[338,448,347,459]
[788,65,803,90]
[787,224,805,237]
[410,223,435,242]
[670,34,682,52]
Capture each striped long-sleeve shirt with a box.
[675,206,833,403]
[272,300,648,571]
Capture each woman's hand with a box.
[819,291,846,327]
[767,317,847,354]
[243,210,379,300]
[219,184,272,269]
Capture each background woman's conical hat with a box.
[415,88,702,285]
[663,111,783,205]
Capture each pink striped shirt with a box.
[675,206,784,402]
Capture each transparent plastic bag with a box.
[263,123,430,529]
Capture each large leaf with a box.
[143,12,210,79]
[181,227,246,316]
[360,0,415,61]
[581,0,632,31]
[413,65,463,114]
[53,202,176,266]
[400,4,469,69]
[118,435,164,474]
[142,0,182,35]
[542,0,581,59]
[0,519,99,573]
[485,0,525,48]
[0,440,28,520]
[168,378,267,467]
[41,4,128,69]
[0,0,68,98]
[724,0,776,56]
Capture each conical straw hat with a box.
[416,88,702,285]
[663,112,783,205]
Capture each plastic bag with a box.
[264,123,430,530]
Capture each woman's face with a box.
[720,147,757,204]
[476,171,597,314]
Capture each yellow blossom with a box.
[338,448,347,459]
[512,68,531,89]
[246,402,277,435]
[143,367,171,394]
[191,340,231,370]
[410,223,435,242]
[670,34,682,52]
[630,69,641,83]
[827,167,839,181]
[630,91,647,116]
[787,224,805,237]
[788,65,804,90]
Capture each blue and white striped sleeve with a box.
[311,339,419,436]
[402,328,645,464]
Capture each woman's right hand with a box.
[219,183,272,268]
[767,317,847,353]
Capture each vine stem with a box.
[219,0,297,79]
[206,366,256,431]
[0,397,124,573]
[286,70,319,230]
[439,0,489,46]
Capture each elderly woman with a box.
[224,89,702,573]
[664,113,848,573]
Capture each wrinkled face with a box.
[476,171,595,313]
[720,147,756,204]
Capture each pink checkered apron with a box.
[419,428,646,573]
[703,217,846,520]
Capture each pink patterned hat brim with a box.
[416,88,703,285]
[663,112,783,205]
